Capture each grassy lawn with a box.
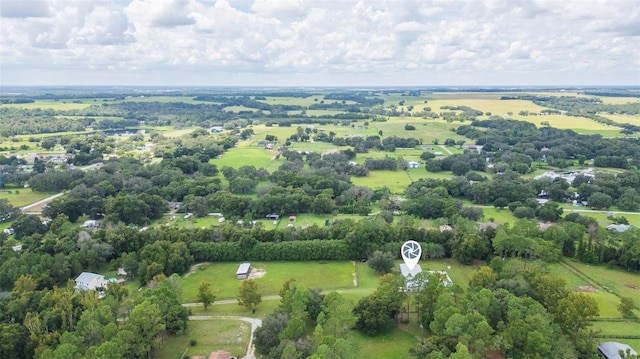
[592,321,640,336]
[158,319,250,359]
[211,142,282,172]
[181,261,355,303]
[564,261,640,308]
[0,188,56,207]
[351,170,412,194]
[189,300,280,319]
[351,328,417,359]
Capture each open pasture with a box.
[181,261,355,303]
[566,261,640,307]
[0,99,94,110]
[0,188,56,207]
[371,118,467,144]
[211,143,282,172]
[158,319,250,359]
[601,113,640,126]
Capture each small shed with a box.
[236,263,251,279]
[408,161,419,169]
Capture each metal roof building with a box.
[597,342,638,359]
[236,263,251,279]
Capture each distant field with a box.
[601,113,640,126]
[0,100,93,110]
[181,261,355,303]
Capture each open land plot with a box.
[0,188,56,207]
[351,170,413,194]
[0,100,94,110]
[562,210,640,228]
[351,328,417,359]
[181,261,355,303]
[601,113,640,126]
[256,95,357,107]
[564,261,640,307]
[370,118,467,144]
[511,114,614,131]
[288,109,349,116]
[115,96,214,104]
[158,319,250,359]
[211,144,282,172]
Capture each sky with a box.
[0,0,639,87]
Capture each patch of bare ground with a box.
[248,268,266,279]
[625,284,638,290]
[576,285,598,292]
[184,262,210,277]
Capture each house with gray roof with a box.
[74,272,107,291]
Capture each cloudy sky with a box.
[1,0,639,86]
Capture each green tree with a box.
[197,281,216,310]
[367,250,395,275]
[555,292,599,343]
[237,279,262,313]
[618,297,636,318]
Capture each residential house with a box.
[74,272,107,291]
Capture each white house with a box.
[408,161,420,169]
[74,272,107,291]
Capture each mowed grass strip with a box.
[592,321,640,336]
[158,319,250,359]
[182,261,354,303]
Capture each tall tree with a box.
[197,281,216,310]
[237,279,262,313]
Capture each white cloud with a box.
[0,0,638,85]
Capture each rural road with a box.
[18,164,101,214]
[20,192,64,213]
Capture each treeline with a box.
[457,118,640,167]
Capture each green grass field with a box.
[0,188,56,207]
[0,100,94,110]
[564,261,640,308]
[351,329,417,359]
[158,319,250,359]
[181,261,355,303]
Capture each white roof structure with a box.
[236,263,251,275]
[74,272,107,291]
[597,342,638,359]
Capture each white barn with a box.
[74,272,107,291]
[236,263,251,279]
